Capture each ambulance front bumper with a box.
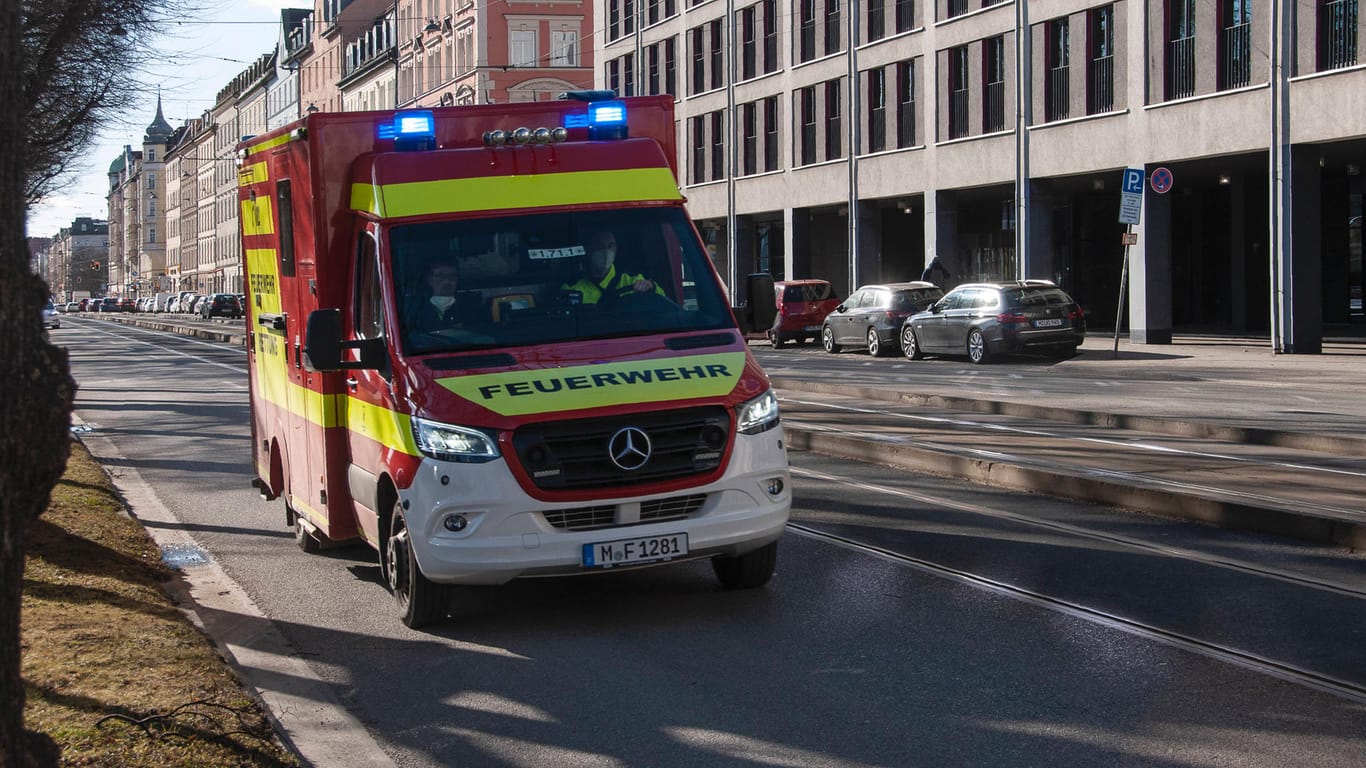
[397,429,791,585]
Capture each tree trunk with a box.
[0,2,76,765]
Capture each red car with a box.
[768,279,841,348]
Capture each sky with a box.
[26,1,295,238]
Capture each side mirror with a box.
[303,309,386,372]
[930,303,944,314]
[835,304,847,313]
[732,272,776,335]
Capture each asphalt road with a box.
[56,317,1366,767]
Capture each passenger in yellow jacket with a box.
[562,229,665,304]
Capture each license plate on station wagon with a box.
[583,533,689,568]
[1034,318,1064,327]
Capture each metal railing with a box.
[1167,35,1196,99]
[948,0,967,17]
[983,80,1005,132]
[1220,22,1251,89]
[897,100,916,147]
[1320,0,1359,70]
[949,88,969,139]
[1088,55,1114,114]
[1046,65,1069,122]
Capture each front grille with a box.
[543,494,708,531]
[513,406,731,491]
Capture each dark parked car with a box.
[200,293,243,319]
[821,281,944,356]
[98,296,121,313]
[901,280,1087,364]
[769,279,841,347]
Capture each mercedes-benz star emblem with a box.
[608,427,652,471]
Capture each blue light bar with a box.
[586,100,628,140]
[379,110,437,150]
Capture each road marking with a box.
[61,319,249,376]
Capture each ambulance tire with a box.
[711,541,778,590]
[293,513,322,554]
[387,504,451,629]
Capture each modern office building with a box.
[599,0,1365,350]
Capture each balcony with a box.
[983,80,1004,132]
[1220,22,1251,89]
[1046,65,1069,121]
[1167,35,1196,100]
[1088,55,1114,114]
[948,87,969,139]
[1319,0,1359,70]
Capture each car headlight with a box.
[736,390,780,435]
[411,417,500,463]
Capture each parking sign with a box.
[1122,167,1145,195]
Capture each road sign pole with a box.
[1113,225,1132,358]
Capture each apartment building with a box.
[104,99,176,299]
[600,0,1366,350]
[39,218,108,301]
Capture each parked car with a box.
[187,295,208,315]
[98,296,121,313]
[118,297,137,312]
[900,280,1087,364]
[65,302,79,313]
[821,281,944,356]
[200,293,243,319]
[42,300,60,329]
[768,279,842,348]
[77,298,92,311]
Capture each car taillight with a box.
[1068,306,1085,321]
[997,312,1028,324]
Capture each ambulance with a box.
[237,93,788,627]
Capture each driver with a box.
[561,229,665,305]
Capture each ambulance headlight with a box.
[412,418,500,463]
[736,390,780,435]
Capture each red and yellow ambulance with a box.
[238,94,789,627]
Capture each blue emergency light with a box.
[379,110,437,151]
[586,100,629,140]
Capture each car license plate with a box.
[804,325,821,331]
[1034,318,1064,328]
[583,533,688,568]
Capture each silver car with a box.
[42,300,60,329]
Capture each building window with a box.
[648,44,661,93]
[1046,19,1070,121]
[948,46,969,139]
[648,0,661,25]
[691,26,705,93]
[824,79,842,160]
[710,111,725,180]
[763,0,779,73]
[800,86,817,165]
[1088,5,1115,114]
[897,58,916,148]
[868,0,885,42]
[948,0,968,17]
[709,20,724,90]
[624,0,636,34]
[763,96,779,170]
[607,0,621,36]
[1168,0,1197,98]
[666,0,677,17]
[983,35,1005,132]
[551,31,579,67]
[146,172,156,188]
[1219,0,1251,89]
[867,68,886,152]
[607,57,621,94]
[665,37,677,96]
[743,101,758,175]
[147,226,156,244]
[800,0,817,62]
[895,0,914,33]
[511,29,536,68]
[623,52,636,96]
[741,6,756,80]
[824,0,841,56]
[1319,0,1357,69]
[691,115,706,183]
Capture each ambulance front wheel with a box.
[386,503,451,629]
[288,501,322,554]
[711,541,778,589]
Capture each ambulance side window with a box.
[277,180,296,278]
[355,232,383,340]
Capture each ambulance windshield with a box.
[391,208,733,355]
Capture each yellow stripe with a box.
[351,167,682,218]
[343,397,419,455]
[438,353,745,417]
[245,133,293,156]
[238,161,269,186]
[241,196,276,236]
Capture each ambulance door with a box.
[274,177,319,530]
[341,227,395,545]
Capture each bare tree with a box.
[3,1,176,764]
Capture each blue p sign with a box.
[1122,168,1145,195]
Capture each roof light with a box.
[587,100,628,140]
[379,110,436,151]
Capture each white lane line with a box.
[62,319,249,377]
[789,465,1366,599]
[781,395,1366,480]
